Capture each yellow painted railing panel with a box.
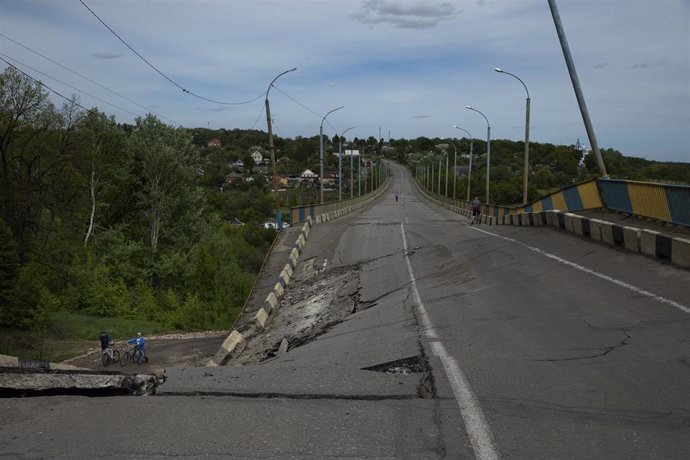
[578,181,603,209]
[551,192,568,211]
[628,183,672,222]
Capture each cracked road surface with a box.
[2,164,690,459]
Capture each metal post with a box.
[265,67,296,229]
[495,67,531,203]
[437,158,441,195]
[445,153,449,197]
[548,0,607,177]
[453,126,473,202]
[466,107,491,204]
[338,137,342,201]
[319,105,344,204]
[358,155,361,196]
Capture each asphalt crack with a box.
[533,329,631,362]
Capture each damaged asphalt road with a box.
[3,164,690,459]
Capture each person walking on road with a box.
[471,196,481,225]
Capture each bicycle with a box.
[120,345,149,367]
[471,209,482,225]
[101,344,120,366]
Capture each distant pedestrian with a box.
[471,197,481,225]
[395,192,399,202]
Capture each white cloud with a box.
[351,0,458,29]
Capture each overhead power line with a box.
[272,85,339,134]
[1,53,140,117]
[79,0,265,106]
[0,32,178,125]
[0,56,89,112]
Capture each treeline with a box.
[0,67,275,334]
[395,137,688,204]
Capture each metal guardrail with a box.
[415,173,690,228]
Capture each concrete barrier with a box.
[640,229,659,257]
[265,291,279,313]
[570,214,584,236]
[672,237,690,268]
[533,213,544,226]
[279,269,290,287]
[211,330,246,366]
[589,218,604,241]
[599,221,615,245]
[273,282,284,299]
[623,226,641,252]
[254,308,269,329]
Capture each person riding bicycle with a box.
[471,196,481,224]
[127,332,148,364]
[99,331,112,351]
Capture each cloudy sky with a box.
[1,0,688,161]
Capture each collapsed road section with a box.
[0,366,165,397]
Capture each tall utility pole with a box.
[548,0,607,177]
[319,106,344,204]
[495,67,531,204]
[265,67,296,229]
[339,126,356,201]
[466,106,491,204]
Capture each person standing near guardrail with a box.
[471,197,481,225]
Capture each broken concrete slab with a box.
[0,367,164,396]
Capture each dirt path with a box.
[63,331,228,374]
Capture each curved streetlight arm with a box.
[452,125,472,140]
[466,106,490,128]
[266,67,297,102]
[341,126,357,138]
[495,68,529,99]
[321,105,344,129]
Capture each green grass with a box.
[0,312,167,362]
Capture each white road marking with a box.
[469,226,690,315]
[401,223,499,460]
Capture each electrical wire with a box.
[79,0,265,106]
[0,56,89,112]
[272,84,340,134]
[1,53,140,117]
[0,32,179,125]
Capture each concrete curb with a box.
[498,209,689,270]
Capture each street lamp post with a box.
[319,105,344,204]
[447,140,457,199]
[453,126,474,202]
[444,152,449,197]
[466,106,491,204]
[495,67,530,204]
[358,154,361,196]
[265,67,296,229]
[339,126,356,201]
